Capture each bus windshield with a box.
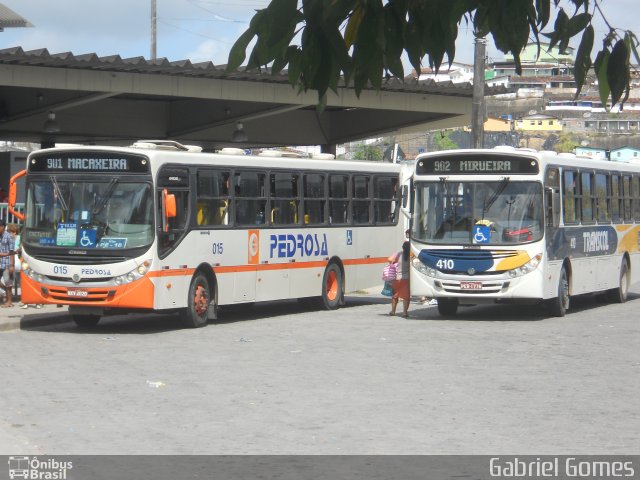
[23,179,154,250]
[413,180,543,245]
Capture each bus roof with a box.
[28,143,403,175]
[415,147,640,173]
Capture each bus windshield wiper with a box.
[92,178,119,215]
[49,176,69,213]
[480,177,509,220]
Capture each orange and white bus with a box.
[10,141,410,327]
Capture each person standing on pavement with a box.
[0,219,16,307]
[389,233,411,318]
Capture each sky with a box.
[0,0,638,69]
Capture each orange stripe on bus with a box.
[148,269,196,278]
[147,257,389,277]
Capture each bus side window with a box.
[562,170,578,224]
[303,173,326,224]
[352,175,370,225]
[196,170,230,226]
[271,172,299,225]
[374,175,398,224]
[329,174,349,224]
[632,176,640,221]
[235,171,267,226]
[622,176,632,221]
[581,171,594,223]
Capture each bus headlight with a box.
[507,254,542,278]
[113,260,151,286]
[21,262,46,282]
[412,258,437,277]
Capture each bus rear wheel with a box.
[184,272,211,328]
[72,315,101,328]
[437,298,458,316]
[321,263,343,310]
[606,261,629,303]
[547,266,569,317]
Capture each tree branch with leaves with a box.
[227,0,638,110]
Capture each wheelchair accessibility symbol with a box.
[473,225,491,244]
[79,229,97,248]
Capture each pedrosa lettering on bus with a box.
[269,233,328,259]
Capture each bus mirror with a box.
[8,169,26,221]
[162,189,177,232]
[165,194,177,218]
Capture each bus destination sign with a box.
[417,154,539,175]
[29,152,150,173]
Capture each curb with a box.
[0,309,70,332]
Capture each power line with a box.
[159,16,246,23]
[158,18,235,44]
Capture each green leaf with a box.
[536,0,551,29]
[345,5,364,48]
[628,31,640,66]
[287,47,302,85]
[404,6,424,73]
[547,8,568,50]
[263,0,298,47]
[226,28,255,72]
[565,12,591,38]
[607,39,630,107]
[594,49,610,109]
[574,24,594,97]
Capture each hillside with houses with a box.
[348,42,640,162]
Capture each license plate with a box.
[67,289,89,297]
[460,281,482,290]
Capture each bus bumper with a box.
[411,268,546,301]
[20,274,156,309]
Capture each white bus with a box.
[410,147,640,317]
[10,141,411,327]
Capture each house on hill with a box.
[575,146,608,160]
[610,146,640,163]
[515,114,562,132]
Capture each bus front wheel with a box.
[184,272,211,328]
[72,315,101,328]
[321,263,343,310]
[547,266,570,317]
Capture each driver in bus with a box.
[107,196,128,225]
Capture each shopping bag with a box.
[381,281,393,297]
[382,263,398,281]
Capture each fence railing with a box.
[0,203,25,225]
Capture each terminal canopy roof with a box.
[0,47,504,150]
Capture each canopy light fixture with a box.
[231,122,248,143]
[43,111,60,134]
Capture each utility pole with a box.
[151,0,157,60]
[471,36,486,149]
